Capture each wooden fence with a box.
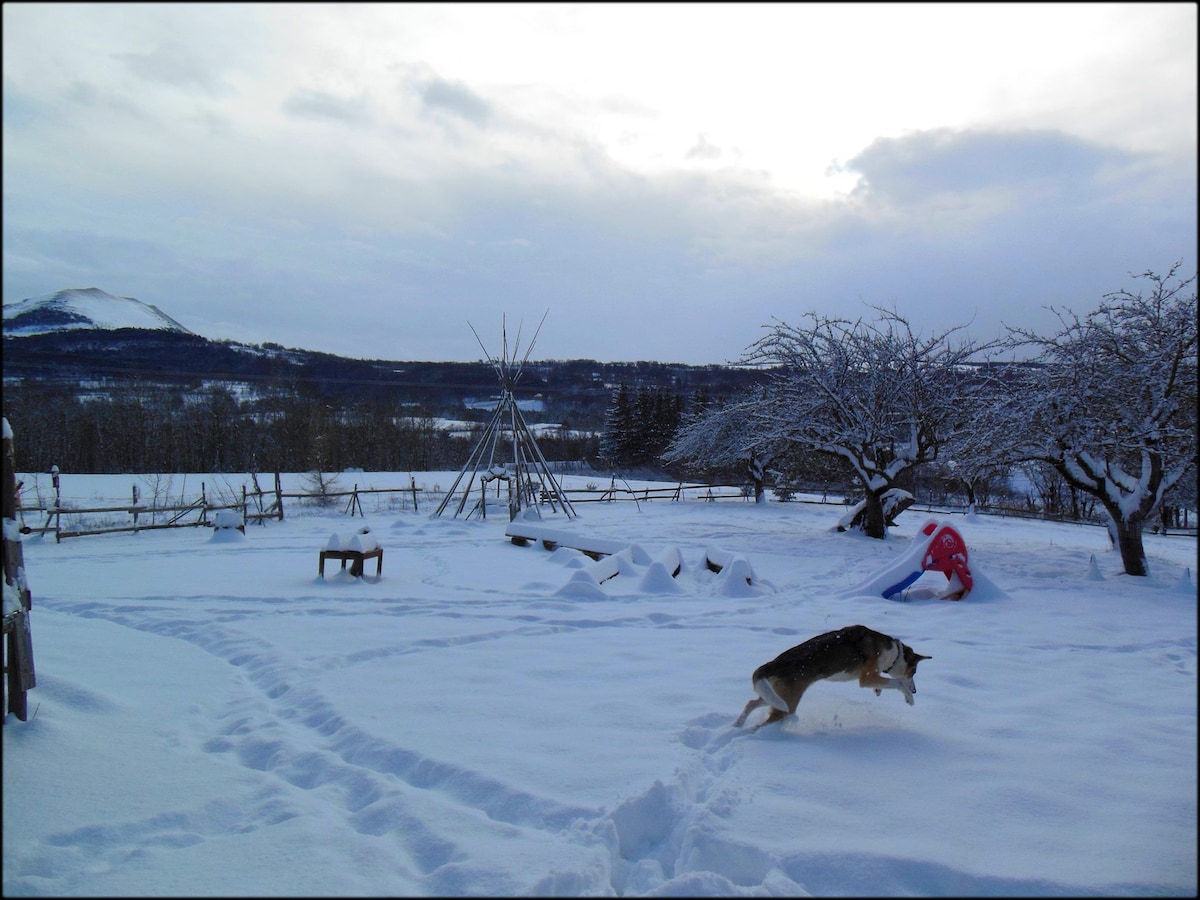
[23,474,287,543]
[14,472,1195,543]
[15,473,770,541]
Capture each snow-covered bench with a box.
[504,518,630,561]
[704,547,757,585]
[319,527,383,578]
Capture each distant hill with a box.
[2,289,766,426]
[2,287,195,336]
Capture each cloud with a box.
[115,42,227,94]
[281,88,374,127]
[4,121,1193,364]
[685,133,722,161]
[414,75,492,125]
[837,128,1134,205]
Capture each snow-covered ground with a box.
[3,472,1196,897]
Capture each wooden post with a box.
[346,485,364,517]
[275,471,284,520]
[410,475,418,513]
[3,417,36,722]
[50,465,62,542]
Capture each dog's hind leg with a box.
[734,697,765,727]
[753,705,792,731]
[748,679,810,731]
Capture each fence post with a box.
[44,466,60,539]
[345,485,364,517]
[410,475,418,513]
[3,417,37,722]
[275,472,284,521]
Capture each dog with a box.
[733,624,930,731]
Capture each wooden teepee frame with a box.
[434,314,577,521]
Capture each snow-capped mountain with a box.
[2,288,195,336]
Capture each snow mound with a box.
[639,561,686,595]
[1176,567,1194,593]
[208,510,246,543]
[554,569,608,600]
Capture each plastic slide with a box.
[847,518,973,601]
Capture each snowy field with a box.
[3,472,1197,897]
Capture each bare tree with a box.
[671,306,998,537]
[662,389,773,501]
[1002,264,1197,576]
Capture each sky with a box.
[4,471,1196,895]
[2,2,1196,364]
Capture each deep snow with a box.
[3,472,1196,896]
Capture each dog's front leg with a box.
[861,671,915,705]
[871,677,915,705]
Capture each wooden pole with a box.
[3,418,36,722]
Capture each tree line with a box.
[658,264,1197,577]
[2,385,599,477]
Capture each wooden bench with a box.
[319,547,383,578]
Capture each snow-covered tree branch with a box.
[661,388,773,501]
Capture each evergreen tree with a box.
[599,383,635,467]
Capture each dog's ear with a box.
[915,653,931,661]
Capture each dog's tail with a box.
[754,677,789,713]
